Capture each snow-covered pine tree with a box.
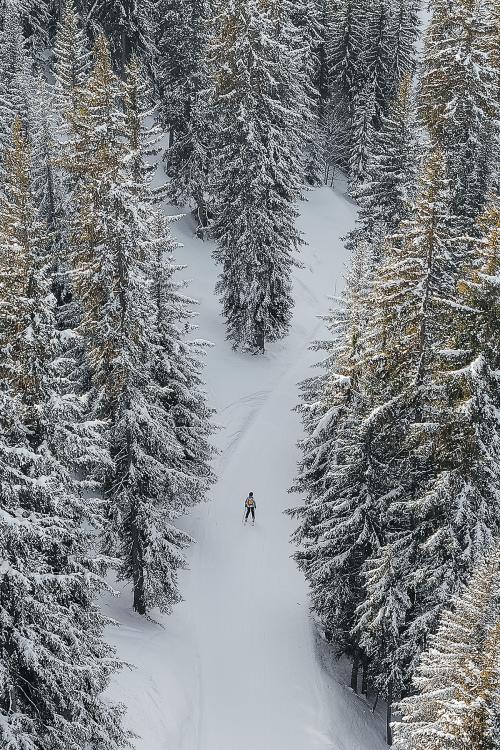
[156,0,212,228]
[420,0,497,231]
[327,0,419,185]
[210,0,304,352]
[0,117,127,750]
[393,543,500,750]
[326,0,367,172]
[348,77,375,190]
[312,0,336,184]
[63,33,127,412]
[118,55,216,613]
[51,0,91,311]
[289,236,380,691]
[66,40,215,614]
[52,0,91,119]
[288,0,324,185]
[88,0,155,73]
[352,73,418,263]
[8,0,51,52]
[0,10,32,151]
[389,0,420,100]
[362,0,395,131]
[351,148,463,741]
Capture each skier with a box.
[244,492,256,524]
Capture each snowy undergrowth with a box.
[102,185,388,750]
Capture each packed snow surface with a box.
[104,185,388,750]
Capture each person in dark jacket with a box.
[244,492,256,524]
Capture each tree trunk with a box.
[361,654,369,695]
[386,683,393,746]
[194,188,210,236]
[131,518,146,616]
[350,648,360,693]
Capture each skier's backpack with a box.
[246,496,255,507]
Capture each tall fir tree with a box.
[52,0,91,119]
[0,118,128,750]
[65,39,215,614]
[420,0,498,231]
[289,237,382,692]
[327,0,420,186]
[0,9,31,151]
[156,0,212,228]
[210,0,304,352]
[88,0,155,72]
[393,543,500,750]
[351,149,464,739]
[351,72,418,268]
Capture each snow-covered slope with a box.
[104,185,388,750]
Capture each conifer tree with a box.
[88,0,155,72]
[390,0,420,98]
[353,161,500,744]
[326,0,366,171]
[420,0,497,230]
[351,150,462,734]
[118,55,216,613]
[289,237,380,690]
[393,544,500,750]
[156,0,212,227]
[362,0,395,130]
[0,118,127,750]
[348,78,375,189]
[66,40,215,614]
[210,0,304,352]
[352,73,418,264]
[289,0,324,185]
[327,0,419,184]
[52,0,91,119]
[0,11,31,150]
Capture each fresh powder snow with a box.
[103,184,388,750]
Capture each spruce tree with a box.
[327,0,419,184]
[351,149,462,736]
[326,0,367,172]
[393,544,500,750]
[52,0,91,119]
[66,40,215,614]
[289,237,380,690]
[420,0,497,230]
[118,55,216,613]
[351,73,418,268]
[358,74,418,237]
[348,77,375,189]
[0,118,127,750]
[156,0,212,228]
[390,0,420,98]
[210,0,304,352]
[0,11,31,151]
[88,0,155,72]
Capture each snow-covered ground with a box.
[103,185,388,750]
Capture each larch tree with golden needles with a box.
[66,38,215,615]
[394,543,500,750]
[52,0,91,120]
[0,118,128,750]
[347,149,460,741]
[420,0,498,231]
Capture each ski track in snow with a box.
[104,186,388,750]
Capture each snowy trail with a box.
[105,186,388,750]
